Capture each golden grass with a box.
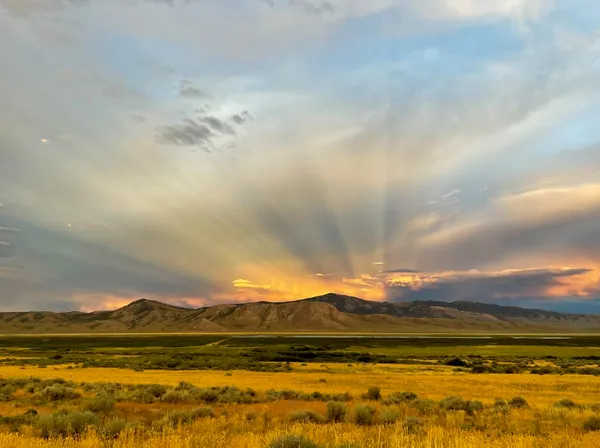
[1,413,600,448]
[3,363,600,446]
[4,363,600,406]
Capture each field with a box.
[0,335,600,446]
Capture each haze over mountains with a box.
[1,293,599,334]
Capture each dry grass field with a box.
[1,335,600,446]
[1,363,600,447]
[2,362,600,406]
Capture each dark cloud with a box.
[415,200,600,271]
[154,112,241,148]
[179,80,205,98]
[383,268,420,273]
[230,111,253,125]
[155,118,213,146]
[386,268,593,304]
[200,116,236,135]
[0,216,214,309]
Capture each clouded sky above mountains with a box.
[1,0,600,312]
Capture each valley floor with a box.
[1,363,600,447]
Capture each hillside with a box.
[0,294,599,333]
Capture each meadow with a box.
[0,335,600,446]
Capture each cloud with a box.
[155,119,213,147]
[232,278,270,290]
[1,0,600,313]
[263,0,336,15]
[0,227,20,233]
[416,184,600,269]
[230,111,253,125]
[179,80,205,98]
[200,116,236,135]
[384,267,596,302]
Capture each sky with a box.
[1,0,600,313]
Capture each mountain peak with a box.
[117,298,187,313]
[306,292,365,301]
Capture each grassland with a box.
[0,334,600,446]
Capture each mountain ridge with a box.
[0,293,599,333]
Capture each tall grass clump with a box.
[289,410,325,424]
[383,391,417,405]
[403,416,424,433]
[101,418,127,438]
[83,395,115,414]
[583,416,600,431]
[269,434,320,448]
[326,401,347,423]
[156,407,215,428]
[378,407,399,425]
[363,386,381,401]
[352,404,377,426]
[439,396,483,414]
[554,398,578,408]
[36,384,81,402]
[36,411,99,438]
[508,396,529,408]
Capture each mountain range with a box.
[1,293,599,333]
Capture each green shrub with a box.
[446,357,469,367]
[583,416,600,431]
[127,389,154,403]
[467,401,484,414]
[268,389,299,401]
[364,386,381,401]
[162,390,192,404]
[101,418,127,438]
[440,396,467,411]
[384,391,418,405]
[352,404,376,426]
[37,384,81,401]
[289,410,325,424]
[145,384,168,398]
[554,398,578,408]
[199,388,219,403]
[269,435,320,448]
[245,411,258,422]
[508,396,529,408]
[440,396,483,414]
[326,401,347,423]
[83,395,115,414]
[403,416,424,433]
[379,407,399,425]
[331,392,353,402]
[162,407,215,426]
[36,411,99,438]
[410,399,437,415]
[217,386,255,404]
